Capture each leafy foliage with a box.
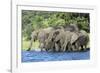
[22,10,90,40]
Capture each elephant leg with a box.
[55,43,59,52]
[78,46,81,51]
[40,43,45,51]
[83,45,87,51]
[72,43,78,52]
[67,43,71,51]
[27,38,33,51]
[72,45,76,51]
[61,44,63,52]
[80,45,84,51]
[75,43,80,51]
[62,42,67,52]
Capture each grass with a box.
[22,38,40,50]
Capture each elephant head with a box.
[37,27,54,51]
[44,29,61,52]
[27,30,39,51]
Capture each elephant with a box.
[63,24,79,32]
[61,24,89,52]
[53,29,88,52]
[27,30,38,51]
[45,28,79,52]
[38,28,55,51]
[27,27,53,51]
[55,24,79,52]
[69,30,89,51]
[54,30,73,52]
[71,30,89,51]
[44,28,62,52]
[27,24,89,52]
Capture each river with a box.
[22,49,90,62]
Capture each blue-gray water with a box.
[22,50,90,62]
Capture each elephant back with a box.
[64,24,79,32]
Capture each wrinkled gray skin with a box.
[38,28,54,51]
[52,24,89,52]
[56,30,89,52]
[53,30,65,52]
[27,24,89,52]
[45,29,62,52]
[45,24,80,52]
[71,30,89,51]
[63,24,89,52]
[69,31,79,51]
[27,30,38,51]
[64,24,79,32]
[27,27,53,51]
[54,30,78,52]
[53,24,79,52]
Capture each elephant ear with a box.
[70,32,79,44]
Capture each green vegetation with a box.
[22,10,90,40]
[22,10,90,50]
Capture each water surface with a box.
[22,50,90,62]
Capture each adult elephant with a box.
[54,30,73,52]
[71,30,89,51]
[54,30,86,52]
[62,24,89,52]
[27,27,53,51]
[46,27,79,52]
[44,28,62,52]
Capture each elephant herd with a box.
[27,24,89,52]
